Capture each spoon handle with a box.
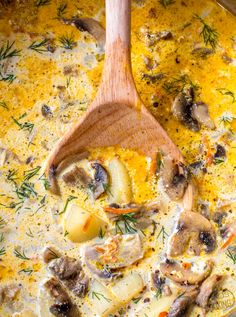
[95,0,139,107]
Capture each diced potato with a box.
[135,294,176,317]
[111,272,144,303]
[88,280,120,317]
[107,157,133,204]
[63,204,106,243]
[38,287,54,317]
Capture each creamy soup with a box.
[0,0,236,316]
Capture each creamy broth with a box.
[0,0,236,316]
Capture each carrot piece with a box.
[103,206,139,215]
[159,312,168,317]
[182,262,192,270]
[221,233,235,250]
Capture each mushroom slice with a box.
[42,246,61,264]
[192,102,215,129]
[168,289,199,317]
[160,259,213,285]
[172,86,199,132]
[43,277,80,317]
[48,256,89,298]
[63,18,105,50]
[169,211,216,256]
[91,161,109,199]
[196,274,223,309]
[84,234,143,278]
[160,156,189,201]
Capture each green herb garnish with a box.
[226,249,236,264]
[59,33,76,50]
[28,39,49,54]
[159,0,175,8]
[194,14,218,49]
[114,212,137,234]
[58,195,77,215]
[12,114,34,133]
[57,2,67,18]
[0,247,6,256]
[0,101,8,110]
[14,249,30,260]
[163,74,199,95]
[35,0,51,7]
[0,41,21,61]
[217,88,235,103]
[157,225,169,244]
[91,291,112,302]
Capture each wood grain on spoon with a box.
[46,0,193,210]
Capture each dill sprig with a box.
[194,14,218,49]
[0,247,6,256]
[26,228,34,238]
[219,113,235,124]
[226,249,236,264]
[19,268,33,275]
[0,233,4,243]
[58,195,77,215]
[133,297,142,304]
[114,212,137,234]
[98,227,106,239]
[0,41,21,61]
[57,2,67,18]
[39,173,50,190]
[24,166,41,181]
[159,0,175,8]
[59,33,76,50]
[35,0,51,7]
[12,113,34,133]
[6,169,18,184]
[157,225,169,244]
[91,291,112,302]
[217,88,235,103]
[0,71,16,84]
[28,39,49,54]
[0,101,8,110]
[0,217,5,229]
[163,74,199,95]
[15,182,37,200]
[14,248,30,260]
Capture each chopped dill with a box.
[57,2,67,18]
[0,71,16,84]
[19,268,33,275]
[98,227,106,239]
[35,0,51,7]
[0,247,6,256]
[91,291,112,302]
[219,113,235,124]
[214,157,225,165]
[226,249,236,264]
[0,41,21,61]
[0,217,5,229]
[28,39,49,54]
[0,101,8,110]
[194,14,218,49]
[26,228,34,238]
[39,173,50,190]
[114,212,137,234]
[24,166,41,181]
[15,181,37,200]
[12,114,34,133]
[163,74,199,95]
[0,233,4,243]
[155,288,162,299]
[157,225,169,244]
[59,33,76,50]
[58,195,77,215]
[14,248,30,260]
[6,169,18,184]
[133,297,142,304]
[217,88,235,103]
[159,0,175,8]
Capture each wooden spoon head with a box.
[46,102,183,172]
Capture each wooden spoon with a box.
[47,0,193,209]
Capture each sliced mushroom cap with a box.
[63,18,105,50]
[192,102,215,129]
[160,156,189,201]
[48,256,89,298]
[172,86,199,132]
[84,234,143,278]
[168,289,199,317]
[62,161,109,200]
[196,274,223,309]
[168,211,216,256]
[42,246,61,264]
[160,259,213,285]
[44,277,79,317]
